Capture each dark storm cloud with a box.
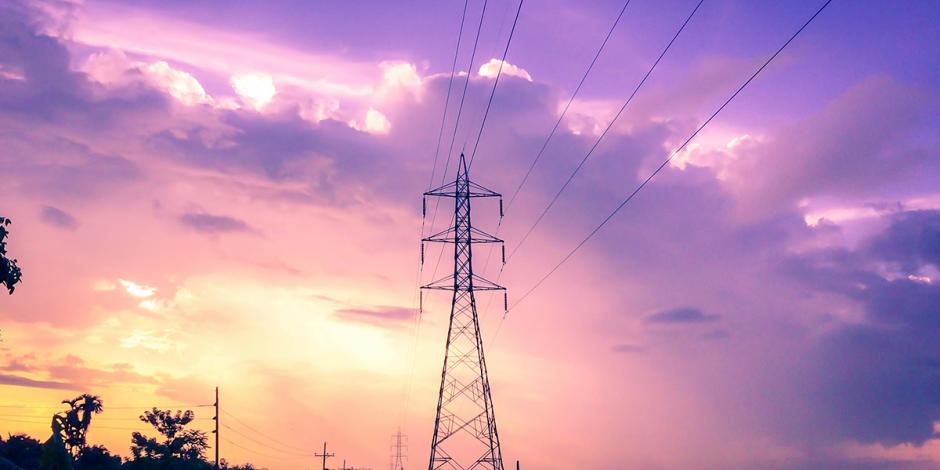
[0,373,75,391]
[0,353,156,392]
[867,209,940,272]
[178,212,254,235]
[39,205,78,230]
[775,209,940,447]
[0,1,170,125]
[761,455,934,470]
[644,307,720,324]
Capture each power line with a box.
[0,403,213,409]
[220,423,310,457]
[0,416,197,432]
[401,0,480,434]
[0,416,132,431]
[423,0,491,260]
[220,409,311,454]
[0,413,211,421]
[508,0,836,312]
[422,0,491,309]
[442,0,490,182]
[476,0,635,309]
[425,0,471,198]
[507,0,705,262]
[458,0,524,326]
[479,0,699,321]
[222,438,307,461]
[504,0,634,209]
[467,0,525,169]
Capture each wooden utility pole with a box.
[213,387,220,469]
[315,441,335,470]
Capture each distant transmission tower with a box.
[420,152,507,470]
[390,429,408,470]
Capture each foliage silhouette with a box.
[74,446,121,470]
[54,395,103,456]
[0,217,23,295]
[38,430,71,470]
[130,409,208,463]
[0,398,268,470]
[0,434,42,469]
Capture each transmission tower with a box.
[420,152,507,470]
[390,430,408,470]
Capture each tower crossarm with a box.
[425,180,501,199]
[423,226,503,244]
[421,273,505,292]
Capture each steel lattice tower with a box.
[391,429,408,470]
[420,152,507,470]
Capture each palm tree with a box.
[75,395,103,435]
[56,394,103,456]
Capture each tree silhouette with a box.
[41,409,73,470]
[0,434,42,469]
[39,425,73,470]
[2,400,268,470]
[54,394,104,456]
[0,216,23,295]
[130,409,208,462]
[74,445,122,470]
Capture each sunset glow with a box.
[1,1,939,469]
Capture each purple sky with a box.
[1,0,940,468]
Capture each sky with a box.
[1,0,939,468]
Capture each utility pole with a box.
[315,442,335,470]
[213,386,219,469]
[421,152,507,470]
[390,429,407,470]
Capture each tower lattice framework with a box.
[421,152,507,470]
[391,430,408,470]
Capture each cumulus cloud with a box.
[379,61,422,99]
[118,279,156,298]
[83,49,211,105]
[144,61,210,105]
[362,107,391,134]
[3,1,940,465]
[231,73,276,110]
[478,58,532,82]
